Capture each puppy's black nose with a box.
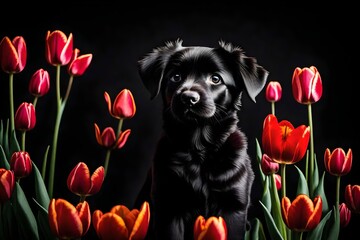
[181,90,200,106]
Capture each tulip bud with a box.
[94,123,131,150]
[339,203,351,228]
[265,81,282,102]
[0,169,15,203]
[14,102,36,131]
[105,89,136,119]
[261,154,279,175]
[28,68,50,97]
[10,151,33,179]
[292,66,323,104]
[324,148,352,176]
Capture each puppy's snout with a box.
[181,90,200,106]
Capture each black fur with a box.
[137,39,268,240]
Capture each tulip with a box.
[345,184,360,214]
[193,215,227,240]
[92,201,150,240]
[281,194,322,232]
[14,102,36,131]
[48,198,91,239]
[0,169,15,203]
[67,162,104,198]
[94,123,131,149]
[292,66,322,104]
[265,81,282,102]
[0,36,27,73]
[67,48,93,76]
[339,202,351,228]
[261,154,279,175]
[28,68,50,97]
[45,30,73,66]
[274,173,281,191]
[10,151,32,179]
[105,89,136,119]
[262,114,310,164]
[324,148,352,176]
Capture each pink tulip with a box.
[292,66,322,104]
[324,148,352,176]
[28,68,50,97]
[265,81,282,102]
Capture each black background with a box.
[0,2,358,239]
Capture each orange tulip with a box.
[67,48,93,76]
[94,123,131,149]
[262,114,310,164]
[0,168,15,203]
[281,194,322,232]
[45,30,73,66]
[193,215,227,240]
[92,201,150,240]
[0,36,27,73]
[67,162,104,197]
[10,151,33,179]
[265,81,282,102]
[292,66,322,104]
[324,148,352,176]
[28,68,50,97]
[48,198,91,239]
[105,89,136,119]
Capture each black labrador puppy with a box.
[137,39,268,240]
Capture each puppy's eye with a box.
[209,74,222,85]
[170,73,182,82]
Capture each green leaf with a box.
[306,209,332,240]
[259,201,284,240]
[245,217,267,240]
[1,200,18,239]
[9,129,20,154]
[0,120,3,146]
[255,138,265,183]
[13,182,39,240]
[322,206,340,240]
[261,176,271,210]
[33,161,50,208]
[310,153,319,197]
[294,165,309,196]
[33,199,56,240]
[0,145,10,169]
[313,172,329,215]
[269,174,286,238]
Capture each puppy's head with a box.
[138,39,269,123]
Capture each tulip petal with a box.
[104,92,114,117]
[97,213,129,240]
[305,196,322,230]
[115,129,131,149]
[66,162,91,196]
[198,216,227,240]
[281,197,291,227]
[287,195,313,231]
[113,89,136,119]
[94,123,103,145]
[129,201,150,240]
[194,215,206,240]
[92,210,103,234]
[76,201,91,234]
[262,114,282,161]
[88,166,104,195]
[282,126,310,164]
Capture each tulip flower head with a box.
[105,89,136,119]
[28,68,50,97]
[292,66,322,104]
[193,215,228,240]
[14,102,36,131]
[339,202,351,228]
[324,148,352,176]
[45,30,73,66]
[10,151,33,180]
[67,162,105,198]
[281,194,322,232]
[261,153,279,175]
[265,81,282,102]
[262,114,310,164]
[0,36,27,73]
[48,198,91,239]
[67,48,93,77]
[0,169,15,203]
[92,201,150,240]
[345,184,360,214]
[94,123,131,150]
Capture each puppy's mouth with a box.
[170,90,216,122]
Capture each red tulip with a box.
[45,30,73,66]
[193,215,227,240]
[265,81,282,102]
[94,123,131,149]
[10,151,32,179]
[92,201,150,240]
[324,148,352,176]
[48,198,91,239]
[105,89,136,119]
[28,68,50,97]
[345,184,360,214]
[67,162,104,197]
[67,48,92,76]
[0,168,15,203]
[339,202,351,228]
[0,36,27,73]
[14,102,36,131]
[281,194,322,232]
[261,154,279,175]
[262,114,310,164]
[292,66,322,104]
[274,173,282,191]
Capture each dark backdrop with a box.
[0,2,358,239]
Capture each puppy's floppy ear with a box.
[218,41,269,102]
[138,39,183,99]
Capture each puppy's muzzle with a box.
[181,90,200,107]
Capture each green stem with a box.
[270,174,287,239]
[9,73,15,133]
[21,131,25,151]
[336,176,341,207]
[104,149,111,177]
[79,195,86,203]
[33,97,38,108]
[116,119,124,136]
[63,75,74,104]
[271,102,275,115]
[307,104,315,196]
[281,164,286,198]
